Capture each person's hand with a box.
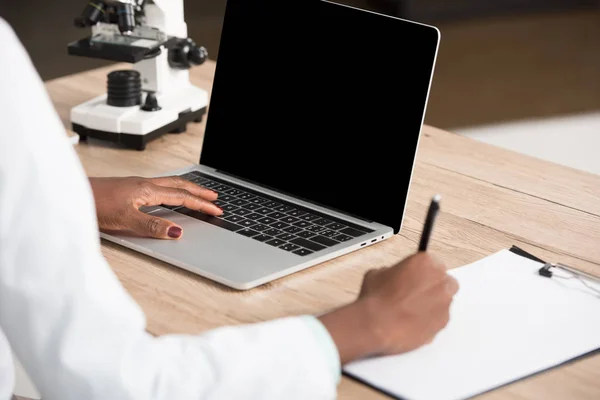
[89,176,222,239]
[318,252,458,364]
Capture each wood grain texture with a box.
[44,61,600,399]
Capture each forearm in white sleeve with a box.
[0,18,339,400]
[0,331,14,400]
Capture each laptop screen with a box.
[200,0,439,233]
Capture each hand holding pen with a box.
[321,193,458,361]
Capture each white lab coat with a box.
[0,18,339,400]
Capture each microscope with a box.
[68,0,209,150]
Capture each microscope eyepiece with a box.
[116,2,136,35]
[75,1,106,28]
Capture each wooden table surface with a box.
[45,60,600,400]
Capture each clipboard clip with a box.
[538,262,600,282]
[509,246,600,295]
[538,263,600,295]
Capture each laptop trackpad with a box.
[110,209,302,288]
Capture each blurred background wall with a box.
[1,0,600,172]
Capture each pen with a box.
[418,194,441,252]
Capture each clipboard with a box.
[343,246,600,400]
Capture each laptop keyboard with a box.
[161,171,373,256]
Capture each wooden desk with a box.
[45,61,600,400]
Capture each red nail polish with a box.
[168,226,182,238]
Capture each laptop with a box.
[101,0,440,290]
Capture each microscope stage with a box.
[71,85,208,150]
[68,34,176,63]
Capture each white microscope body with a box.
[68,0,208,150]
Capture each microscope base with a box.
[72,107,206,151]
[70,85,209,150]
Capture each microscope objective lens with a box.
[75,1,106,27]
[116,3,136,34]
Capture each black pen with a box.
[418,194,441,252]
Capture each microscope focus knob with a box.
[189,45,208,65]
[168,38,208,69]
